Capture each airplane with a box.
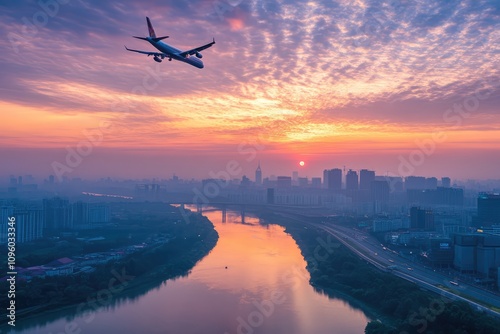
[125,17,215,69]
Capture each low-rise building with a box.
[453,232,500,277]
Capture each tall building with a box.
[453,233,478,273]
[426,177,438,189]
[255,162,262,185]
[453,233,500,276]
[9,176,17,187]
[371,180,390,202]
[298,177,308,188]
[428,238,453,267]
[324,169,342,190]
[359,169,375,190]
[345,169,358,191]
[405,176,426,190]
[0,206,14,244]
[266,188,275,204]
[407,187,464,207]
[379,176,403,192]
[71,201,89,227]
[478,193,500,227]
[14,208,44,243]
[410,207,434,230]
[71,202,112,230]
[441,177,451,188]
[88,204,111,224]
[240,175,250,188]
[311,177,322,189]
[277,176,292,189]
[43,197,71,230]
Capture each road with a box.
[275,211,500,318]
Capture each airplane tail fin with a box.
[153,35,169,41]
[147,17,156,38]
[133,35,169,42]
[132,17,169,41]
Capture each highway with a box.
[274,211,500,318]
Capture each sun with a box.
[299,161,305,167]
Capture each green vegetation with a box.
[2,204,186,269]
[268,214,500,334]
[0,206,218,326]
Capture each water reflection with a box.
[14,207,369,334]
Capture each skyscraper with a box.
[441,177,451,188]
[324,168,342,190]
[0,206,14,244]
[311,177,322,188]
[14,208,44,243]
[277,176,292,189]
[410,207,434,230]
[359,169,375,190]
[71,201,89,227]
[371,180,390,202]
[43,197,71,230]
[426,177,438,189]
[345,169,359,191]
[477,193,500,227]
[266,188,275,204]
[255,162,262,185]
[405,176,426,190]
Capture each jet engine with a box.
[153,55,162,63]
[195,52,203,58]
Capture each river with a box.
[16,208,369,334]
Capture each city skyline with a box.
[0,161,482,185]
[1,1,499,180]
[1,159,499,185]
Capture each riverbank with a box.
[261,211,500,334]
[0,210,218,331]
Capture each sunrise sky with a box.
[0,0,499,180]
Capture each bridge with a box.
[170,202,272,224]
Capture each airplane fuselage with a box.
[148,38,204,69]
[126,17,214,69]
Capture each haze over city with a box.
[1,0,499,180]
[2,1,500,334]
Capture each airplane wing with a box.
[124,46,164,57]
[179,38,215,57]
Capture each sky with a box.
[0,0,499,181]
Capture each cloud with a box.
[0,0,499,149]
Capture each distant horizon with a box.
[1,147,500,184]
[1,1,499,187]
